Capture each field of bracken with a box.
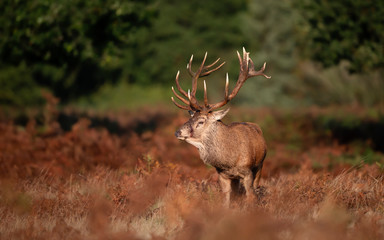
[1,97,384,239]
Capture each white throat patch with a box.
[185,138,204,150]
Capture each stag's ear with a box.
[211,108,230,121]
[188,110,195,117]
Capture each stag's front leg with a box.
[218,174,231,207]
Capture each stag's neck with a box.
[198,121,227,164]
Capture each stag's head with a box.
[172,48,270,144]
[174,108,230,143]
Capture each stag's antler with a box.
[171,52,225,111]
[208,48,271,111]
[171,48,270,112]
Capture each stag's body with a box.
[176,112,267,205]
[172,48,270,205]
[199,121,266,180]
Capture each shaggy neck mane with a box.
[198,121,226,164]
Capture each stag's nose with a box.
[175,129,181,138]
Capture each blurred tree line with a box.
[0,0,156,106]
[0,0,383,107]
[297,0,384,73]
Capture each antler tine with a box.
[188,89,201,111]
[225,73,229,98]
[187,55,194,77]
[188,53,226,77]
[237,50,241,59]
[190,52,208,96]
[172,86,190,105]
[203,80,208,107]
[236,50,242,66]
[172,69,201,111]
[171,97,191,110]
[172,70,193,110]
[200,60,226,77]
[243,47,249,69]
[205,57,221,69]
[249,59,271,79]
[205,73,230,111]
[174,71,189,98]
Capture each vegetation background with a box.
[0,0,384,239]
[1,0,383,108]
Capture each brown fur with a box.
[175,109,267,205]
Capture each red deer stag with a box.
[171,48,270,206]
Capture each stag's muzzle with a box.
[175,128,188,140]
[175,129,181,138]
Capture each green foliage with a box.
[1,0,383,108]
[292,0,384,106]
[125,0,249,86]
[233,0,300,107]
[296,0,384,72]
[0,0,156,104]
[0,63,43,106]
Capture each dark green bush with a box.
[296,0,384,72]
[0,63,42,106]
[0,0,156,104]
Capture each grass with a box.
[1,103,384,239]
[1,166,383,239]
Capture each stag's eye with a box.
[196,121,205,128]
